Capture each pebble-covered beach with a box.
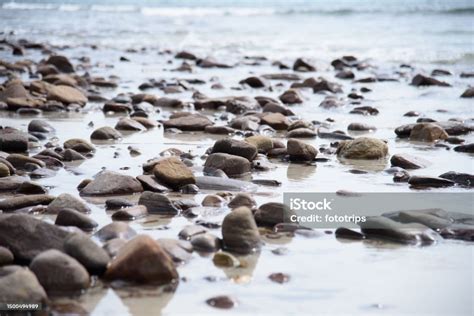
[0,1,473,315]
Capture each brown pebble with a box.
[269,272,290,284]
[206,296,237,309]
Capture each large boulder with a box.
[104,235,178,284]
[0,214,70,262]
[204,153,251,177]
[221,207,261,254]
[337,137,388,159]
[80,171,143,196]
[0,265,47,304]
[211,138,258,161]
[30,249,90,294]
[152,157,195,190]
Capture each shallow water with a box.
[1,0,473,315]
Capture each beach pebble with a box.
[409,123,448,142]
[112,205,148,221]
[202,194,226,207]
[454,143,474,153]
[104,235,178,284]
[279,89,303,104]
[191,233,221,252]
[254,202,296,227]
[347,122,376,131]
[460,87,474,98]
[204,153,251,176]
[0,246,14,266]
[15,181,47,194]
[336,137,388,159]
[152,157,195,190]
[158,238,193,263]
[47,85,87,105]
[28,119,54,134]
[163,113,213,131]
[240,76,266,88]
[0,194,54,212]
[222,207,261,254]
[136,174,168,192]
[408,176,455,188]
[268,272,290,284]
[261,112,290,130]
[293,58,316,72]
[178,225,207,240]
[63,233,110,275]
[64,138,95,153]
[30,249,90,294]
[228,193,256,209]
[439,171,474,187]
[390,154,430,169]
[55,208,98,231]
[138,191,179,214]
[262,102,294,116]
[206,295,237,309]
[45,55,74,73]
[287,139,317,161]
[411,74,450,87]
[47,193,90,214]
[287,128,317,138]
[6,154,45,170]
[335,227,365,240]
[95,222,137,242]
[211,138,258,161]
[0,265,47,304]
[90,126,122,140]
[80,171,143,196]
[212,252,240,267]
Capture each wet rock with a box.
[245,135,273,153]
[254,202,296,227]
[212,252,240,267]
[409,123,448,142]
[163,113,213,131]
[152,157,195,190]
[136,174,168,192]
[335,227,364,240]
[103,102,132,113]
[47,85,87,105]
[268,272,290,284]
[293,58,316,72]
[6,154,45,170]
[206,295,237,309]
[55,208,98,230]
[112,205,148,220]
[222,207,261,254]
[158,238,193,263]
[205,125,235,134]
[132,117,158,129]
[80,171,143,196]
[261,112,290,130]
[287,139,317,161]
[28,119,54,134]
[350,106,379,116]
[63,148,86,161]
[64,138,95,153]
[0,246,14,266]
[95,222,136,242]
[411,74,450,87]
[47,193,90,214]
[115,118,145,131]
[0,194,54,212]
[460,87,474,98]
[196,57,232,68]
[319,96,344,109]
[336,70,355,79]
[393,170,410,183]
[46,55,74,73]
[0,265,47,304]
[104,235,178,284]
[138,191,179,215]
[105,198,134,209]
[279,89,303,104]
[228,193,256,209]
[404,111,420,117]
[30,249,89,294]
[0,214,70,261]
[0,162,11,177]
[262,73,301,81]
[204,153,251,177]
[262,102,294,116]
[311,79,343,93]
[175,51,197,60]
[336,137,388,159]
[212,138,258,161]
[63,233,110,275]
[439,171,474,187]
[431,69,451,76]
[178,225,206,240]
[347,122,376,131]
[0,175,28,191]
[202,194,226,207]
[389,210,453,230]
[240,76,266,88]
[90,126,122,140]
[408,176,455,188]
[287,128,317,138]
[191,233,221,252]
[15,181,47,195]
[360,216,441,244]
[390,154,430,169]
[454,143,474,153]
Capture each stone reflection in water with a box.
[286,163,316,181]
[337,157,388,173]
[216,252,261,284]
